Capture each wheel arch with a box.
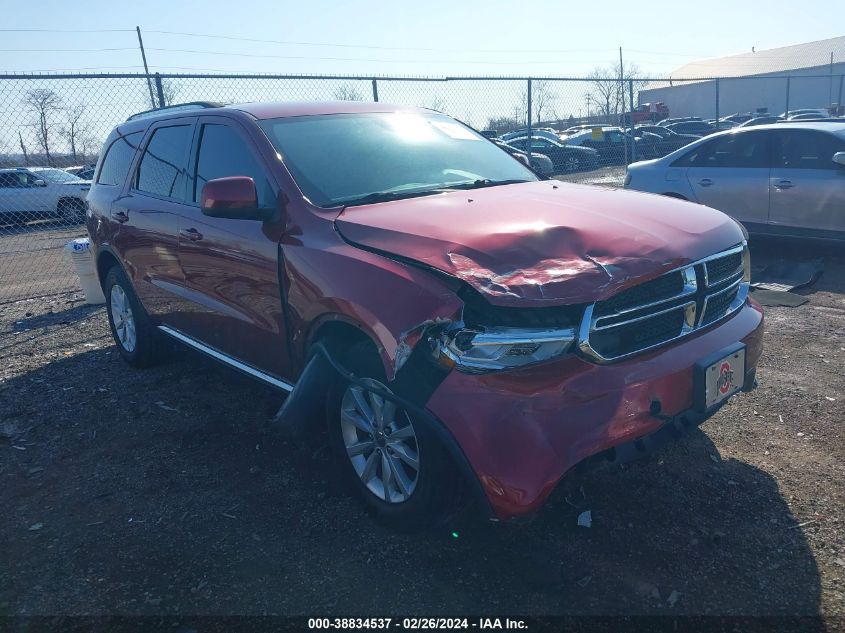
[95,247,122,290]
[305,315,385,376]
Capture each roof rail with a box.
[126,101,224,122]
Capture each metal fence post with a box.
[839,74,844,111]
[715,77,720,122]
[371,79,379,102]
[154,73,166,108]
[785,76,790,116]
[628,79,636,163]
[526,78,532,139]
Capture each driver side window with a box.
[193,123,273,207]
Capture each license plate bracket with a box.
[694,342,746,412]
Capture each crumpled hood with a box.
[335,181,743,306]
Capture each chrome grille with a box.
[579,244,748,362]
[705,251,743,286]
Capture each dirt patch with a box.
[0,238,843,622]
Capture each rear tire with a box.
[326,341,462,530]
[104,266,167,367]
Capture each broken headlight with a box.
[433,326,576,373]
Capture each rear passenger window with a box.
[97,131,143,186]
[672,132,768,168]
[773,131,845,170]
[193,124,273,206]
[135,125,193,200]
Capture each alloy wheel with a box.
[110,284,137,353]
[339,378,420,503]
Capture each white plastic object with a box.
[65,238,105,305]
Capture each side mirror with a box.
[833,152,845,167]
[200,176,274,221]
[33,179,47,187]
[513,153,532,168]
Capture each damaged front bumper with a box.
[423,298,764,520]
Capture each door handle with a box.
[774,180,794,189]
[180,228,203,241]
[110,210,129,223]
[698,178,713,187]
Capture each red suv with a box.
[87,101,763,528]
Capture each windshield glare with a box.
[259,112,538,207]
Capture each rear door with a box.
[176,116,290,378]
[680,130,771,226]
[768,129,845,234]
[110,118,196,319]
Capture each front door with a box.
[681,130,771,226]
[177,117,291,378]
[768,129,845,235]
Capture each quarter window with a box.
[135,125,193,200]
[97,131,143,186]
[193,124,273,206]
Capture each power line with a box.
[0,47,137,52]
[0,28,134,33]
[144,47,618,65]
[144,30,616,55]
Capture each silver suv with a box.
[624,122,845,240]
[0,167,90,225]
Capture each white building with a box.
[639,36,845,119]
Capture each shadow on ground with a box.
[0,341,823,622]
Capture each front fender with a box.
[284,242,463,379]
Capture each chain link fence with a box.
[1,71,842,305]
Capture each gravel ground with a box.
[0,237,843,625]
[0,221,87,303]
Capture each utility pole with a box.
[136,26,157,109]
[619,46,628,164]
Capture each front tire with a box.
[104,266,167,367]
[326,341,462,530]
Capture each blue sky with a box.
[1,0,842,77]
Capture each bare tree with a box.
[531,80,557,123]
[587,67,617,120]
[588,62,650,123]
[24,89,63,166]
[160,79,182,106]
[485,116,522,134]
[18,131,29,166]
[60,104,89,162]
[79,133,101,164]
[333,84,362,101]
[428,95,445,112]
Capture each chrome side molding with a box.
[157,325,295,392]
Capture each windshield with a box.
[32,169,82,183]
[259,112,537,207]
